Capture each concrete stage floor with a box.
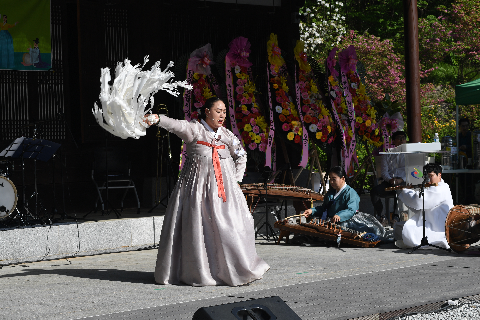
[1,229,479,319]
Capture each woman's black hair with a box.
[199,97,222,121]
[328,166,346,179]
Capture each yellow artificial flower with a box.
[327,126,331,133]
[287,132,295,140]
[356,117,363,123]
[244,124,252,132]
[298,127,303,135]
[316,132,322,139]
[365,119,371,127]
[375,128,379,135]
[291,121,299,127]
[357,83,366,96]
[293,40,311,73]
[249,132,255,138]
[282,109,289,116]
[310,81,318,94]
[257,116,267,131]
[273,84,278,89]
[203,87,213,99]
[241,105,248,111]
[267,33,285,71]
[290,106,298,117]
[193,73,200,80]
[254,135,261,143]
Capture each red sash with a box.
[196,141,227,202]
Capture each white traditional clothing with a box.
[398,179,454,248]
[154,115,269,286]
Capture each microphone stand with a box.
[408,176,450,253]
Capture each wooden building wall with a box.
[0,0,302,213]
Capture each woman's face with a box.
[205,100,226,130]
[329,172,346,191]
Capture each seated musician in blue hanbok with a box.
[303,166,391,241]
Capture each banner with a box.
[1,0,51,70]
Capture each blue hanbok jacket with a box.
[311,184,360,222]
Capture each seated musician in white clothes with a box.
[395,163,454,249]
[303,166,391,240]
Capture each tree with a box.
[419,0,480,84]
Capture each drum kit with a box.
[0,129,61,227]
[0,160,17,222]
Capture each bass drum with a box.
[0,176,17,220]
[445,205,480,253]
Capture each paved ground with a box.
[1,236,479,320]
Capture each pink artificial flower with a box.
[250,118,256,126]
[248,142,257,150]
[236,86,244,94]
[189,43,214,75]
[245,97,252,104]
[242,109,250,115]
[339,45,357,73]
[282,123,290,131]
[327,47,339,77]
[251,107,258,113]
[226,36,253,68]
[301,92,309,100]
[253,125,260,134]
[194,102,203,108]
[194,88,201,95]
[258,143,266,152]
[302,105,310,113]
[241,97,248,104]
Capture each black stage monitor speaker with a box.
[192,296,302,320]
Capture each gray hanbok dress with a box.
[154,116,269,286]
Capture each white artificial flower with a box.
[330,91,336,98]
[309,124,318,132]
[235,66,241,74]
[275,105,283,113]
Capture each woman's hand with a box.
[303,208,313,218]
[331,215,340,223]
[143,114,159,126]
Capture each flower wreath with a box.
[379,113,401,150]
[294,40,337,144]
[339,46,382,148]
[267,34,303,145]
[181,43,220,169]
[327,47,357,171]
[225,37,268,152]
[183,43,220,122]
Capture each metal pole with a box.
[404,0,422,143]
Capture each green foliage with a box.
[424,62,458,85]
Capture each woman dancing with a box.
[144,97,269,286]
